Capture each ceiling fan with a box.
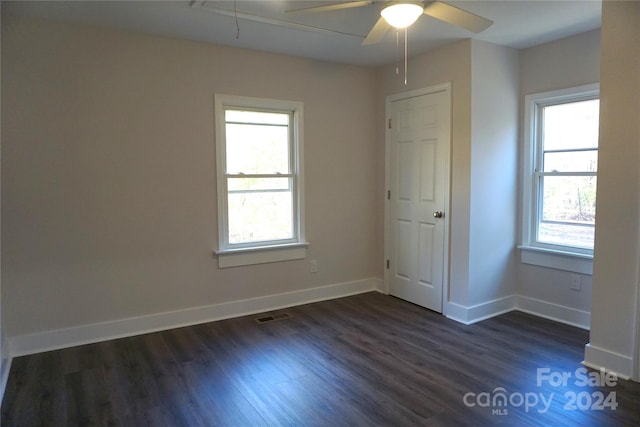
[286,1,494,45]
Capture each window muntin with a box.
[524,86,599,255]
[215,96,304,255]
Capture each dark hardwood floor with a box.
[2,292,639,426]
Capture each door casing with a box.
[383,82,452,315]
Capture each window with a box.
[521,84,599,271]
[214,95,306,268]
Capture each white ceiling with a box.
[4,1,602,66]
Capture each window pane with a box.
[541,176,597,224]
[225,109,290,175]
[225,123,290,174]
[543,150,597,172]
[228,191,293,244]
[538,222,594,250]
[228,177,290,192]
[538,175,596,249]
[543,99,599,151]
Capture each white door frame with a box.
[383,82,452,314]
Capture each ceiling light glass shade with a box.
[381,3,424,29]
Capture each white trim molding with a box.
[215,242,309,268]
[520,83,600,260]
[9,278,382,357]
[214,94,306,268]
[583,343,634,381]
[445,296,515,325]
[519,246,593,275]
[515,295,590,330]
[444,294,592,330]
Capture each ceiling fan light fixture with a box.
[381,2,424,29]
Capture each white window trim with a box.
[520,83,599,274]
[214,94,307,268]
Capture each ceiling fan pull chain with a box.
[404,27,408,85]
[234,0,240,39]
[395,30,400,75]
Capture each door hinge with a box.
[387,190,391,200]
[386,259,390,269]
[388,118,392,129]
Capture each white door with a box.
[387,85,450,313]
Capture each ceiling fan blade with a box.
[423,1,493,33]
[362,16,391,45]
[286,1,372,15]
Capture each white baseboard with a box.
[583,343,633,380]
[9,277,382,357]
[445,295,515,325]
[515,295,591,330]
[444,294,592,331]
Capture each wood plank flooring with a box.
[2,292,640,426]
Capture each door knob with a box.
[433,211,444,219]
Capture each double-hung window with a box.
[521,84,599,271]
[214,95,306,268]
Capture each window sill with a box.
[215,242,309,268]
[518,245,593,275]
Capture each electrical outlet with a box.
[570,273,581,291]
[310,259,318,273]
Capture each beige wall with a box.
[587,1,640,378]
[468,40,519,306]
[519,29,600,95]
[1,16,380,337]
